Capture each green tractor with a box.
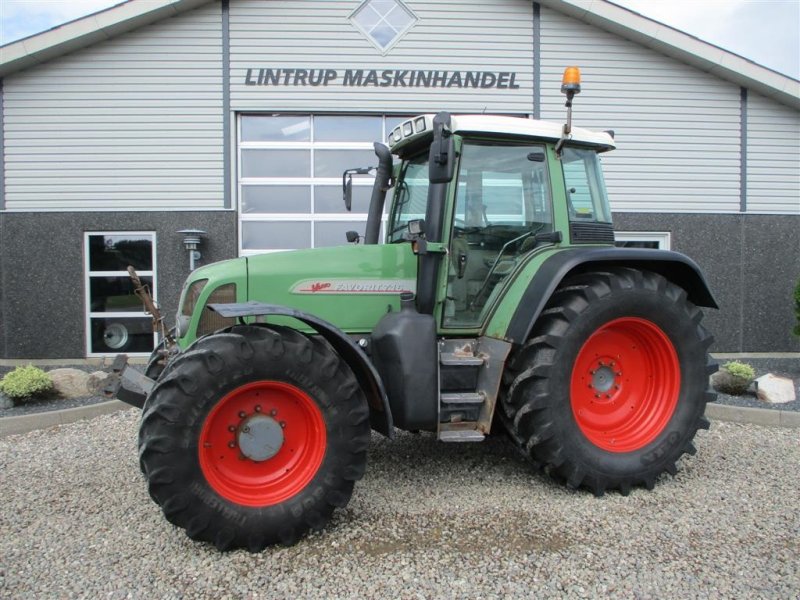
[113,69,717,551]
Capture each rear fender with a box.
[505,248,718,345]
[209,301,394,438]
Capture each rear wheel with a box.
[138,324,370,551]
[500,268,716,495]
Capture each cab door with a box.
[443,140,554,329]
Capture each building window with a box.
[84,232,157,356]
[238,114,413,255]
[614,231,671,250]
[349,0,418,52]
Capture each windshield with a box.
[387,153,429,243]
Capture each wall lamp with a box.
[177,229,207,272]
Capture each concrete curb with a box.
[705,402,800,428]
[0,397,797,438]
[0,400,135,438]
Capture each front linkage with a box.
[103,267,178,408]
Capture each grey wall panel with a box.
[0,211,237,359]
[2,3,224,212]
[746,92,800,214]
[614,213,800,352]
[229,0,534,113]
[540,7,742,214]
[741,216,800,351]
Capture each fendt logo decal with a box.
[291,279,416,295]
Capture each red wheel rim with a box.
[198,381,326,506]
[570,317,680,453]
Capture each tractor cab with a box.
[365,113,616,329]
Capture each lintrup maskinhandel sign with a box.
[245,68,521,89]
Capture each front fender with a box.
[209,301,394,438]
[504,248,718,345]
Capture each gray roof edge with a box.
[0,0,215,78]
[538,0,800,110]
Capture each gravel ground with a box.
[1,411,798,598]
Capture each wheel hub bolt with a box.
[254,405,262,412]
[228,425,236,432]
[280,421,286,428]
[238,411,247,418]
[228,441,236,448]
[270,409,278,416]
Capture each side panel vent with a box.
[570,222,615,244]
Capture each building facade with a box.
[0,0,798,358]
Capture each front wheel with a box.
[500,268,716,495]
[138,325,371,551]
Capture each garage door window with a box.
[84,232,156,356]
[238,114,412,254]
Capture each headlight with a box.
[175,314,191,339]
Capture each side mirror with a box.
[342,167,373,212]
[428,112,456,184]
[345,230,361,244]
[343,177,353,211]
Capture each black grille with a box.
[570,222,615,244]
[197,283,237,336]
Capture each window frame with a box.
[83,231,157,357]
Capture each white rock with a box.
[48,368,91,399]
[755,374,796,404]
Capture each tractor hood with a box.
[245,243,418,333]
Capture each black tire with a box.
[138,324,370,551]
[144,327,178,381]
[144,350,166,380]
[499,267,716,495]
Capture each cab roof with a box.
[388,114,616,154]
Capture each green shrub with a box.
[0,365,54,402]
[793,278,800,337]
[721,361,755,381]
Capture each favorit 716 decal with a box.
[291,279,416,295]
